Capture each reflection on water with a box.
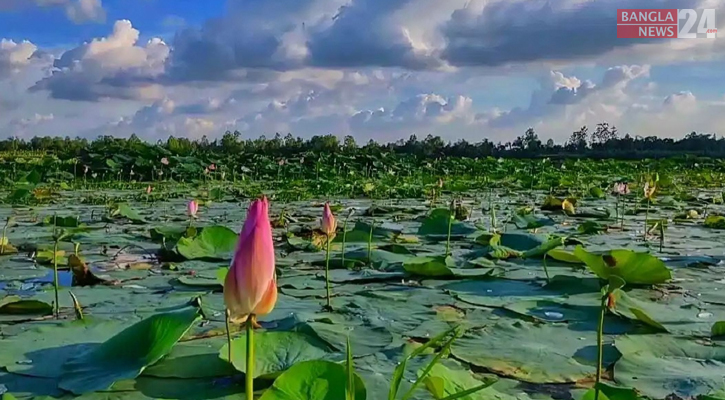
[27,270,73,288]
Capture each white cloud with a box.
[64,0,105,23]
[30,20,169,101]
[0,39,39,78]
[2,1,725,144]
[0,0,105,23]
[8,113,55,138]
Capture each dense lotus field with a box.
[3,175,725,400]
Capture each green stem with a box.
[341,216,350,268]
[325,235,332,309]
[1,223,7,255]
[445,208,453,257]
[644,198,650,241]
[246,317,254,400]
[615,195,619,222]
[225,309,232,365]
[367,220,374,267]
[53,240,60,318]
[542,253,550,283]
[489,189,497,231]
[595,295,606,400]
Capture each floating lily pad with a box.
[59,306,202,394]
[219,331,333,379]
[176,226,238,260]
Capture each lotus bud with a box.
[188,200,199,218]
[223,197,277,325]
[321,202,337,236]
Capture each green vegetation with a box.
[2,133,725,399]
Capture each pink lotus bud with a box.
[187,200,199,217]
[146,185,152,195]
[224,197,277,323]
[321,202,337,236]
[161,157,169,165]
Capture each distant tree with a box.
[343,135,358,151]
[522,128,542,154]
[591,122,618,148]
[566,126,589,152]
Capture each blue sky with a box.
[1,0,724,144]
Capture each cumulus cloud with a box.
[351,94,472,130]
[0,39,39,78]
[305,0,452,70]
[441,0,723,68]
[165,0,340,81]
[0,0,105,23]
[3,0,724,144]
[481,65,650,129]
[31,20,169,101]
[8,113,55,137]
[64,0,105,23]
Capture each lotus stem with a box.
[446,207,454,257]
[53,239,60,318]
[489,189,497,231]
[644,198,650,241]
[595,294,606,400]
[325,234,332,310]
[69,291,83,320]
[620,196,625,230]
[246,316,255,400]
[225,309,232,365]
[1,218,8,255]
[341,213,350,268]
[367,220,374,267]
[542,253,550,283]
[614,195,619,223]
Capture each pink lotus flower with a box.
[146,185,153,195]
[209,164,217,171]
[187,200,199,217]
[224,197,277,325]
[321,202,337,235]
[161,157,169,166]
[612,182,630,195]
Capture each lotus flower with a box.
[612,182,630,195]
[321,202,337,236]
[188,200,199,218]
[224,197,277,325]
[161,157,169,165]
[644,181,656,199]
[146,185,153,195]
[438,178,444,189]
[83,165,89,174]
[209,164,217,171]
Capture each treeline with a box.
[0,123,722,160]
